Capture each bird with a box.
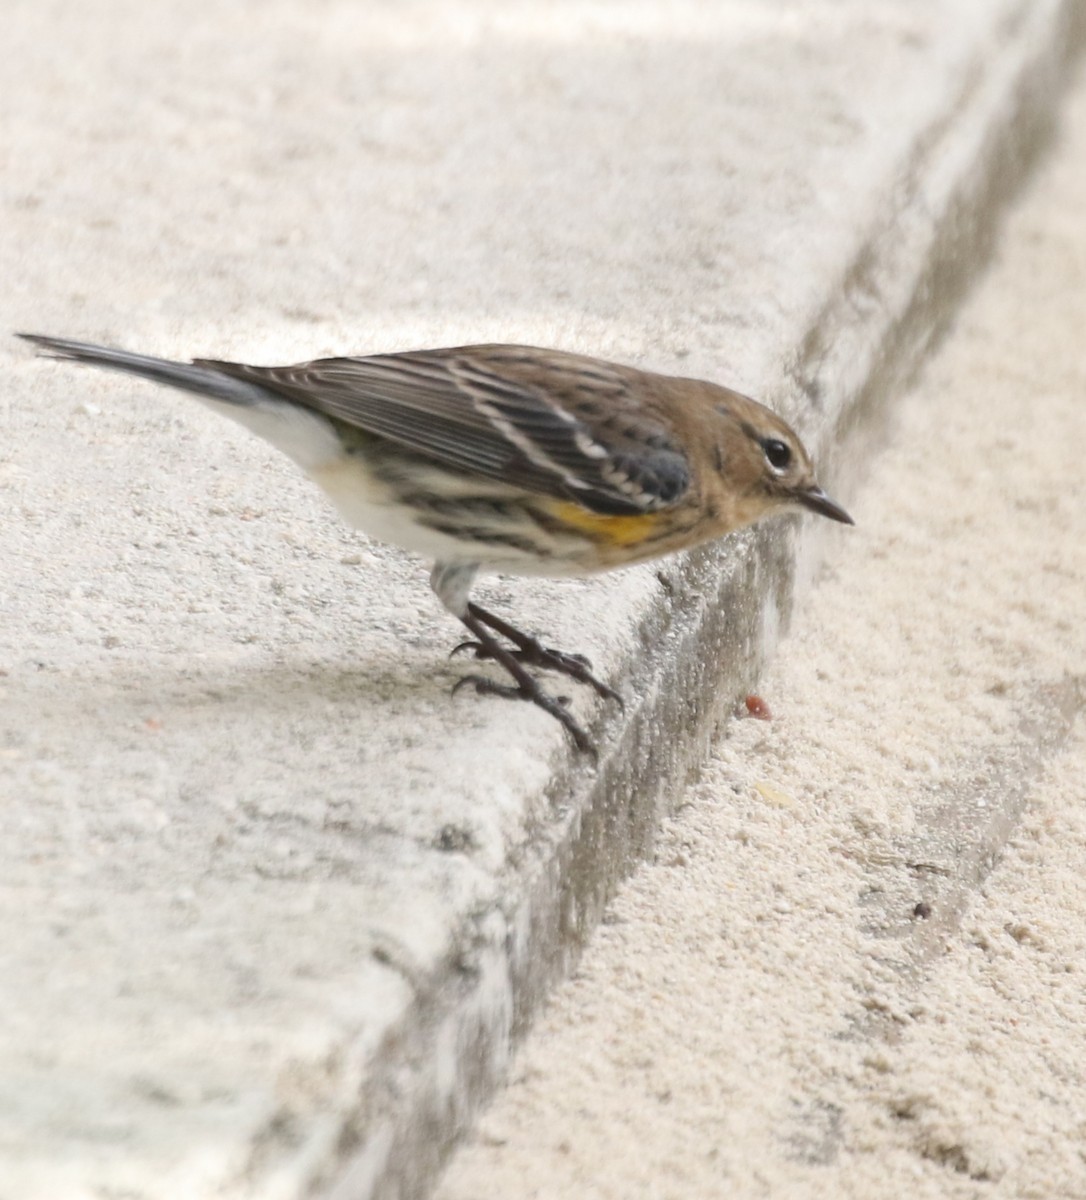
[17,334,853,752]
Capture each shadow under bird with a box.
[17,334,852,752]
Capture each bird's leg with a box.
[451,609,595,754]
[455,601,622,706]
[429,562,613,751]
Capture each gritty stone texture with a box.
[1,1,1082,1197]
[437,61,1086,1200]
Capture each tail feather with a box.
[17,332,346,471]
[16,333,269,407]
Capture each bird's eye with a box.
[762,438,792,472]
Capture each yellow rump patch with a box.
[547,501,664,547]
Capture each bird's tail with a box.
[17,332,346,471]
[16,333,268,407]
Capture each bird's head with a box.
[713,394,853,527]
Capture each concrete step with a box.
[2,2,1082,1197]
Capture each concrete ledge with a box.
[2,3,1083,1198]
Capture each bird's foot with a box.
[450,603,624,753]
[452,672,592,754]
[455,603,623,706]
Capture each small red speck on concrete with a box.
[744,695,773,721]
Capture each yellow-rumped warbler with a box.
[18,335,852,751]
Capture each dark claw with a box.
[451,674,522,701]
[450,640,487,660]
[451,626,619,707]
[540,646,589,671]
[526,645,618,704]
[451,673,595,755]
[449,602,617,753]
[453,636,592,672]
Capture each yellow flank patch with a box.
[547,501,664,546]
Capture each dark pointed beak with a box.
[797,486,854,525]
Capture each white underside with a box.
[196,394,344,471]
[199,394,590,577]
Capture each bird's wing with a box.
[195,346,691,516]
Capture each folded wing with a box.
[196,345,691,517]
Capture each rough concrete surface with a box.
[437,62,1086,1200]
[0,2,1081,1198]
